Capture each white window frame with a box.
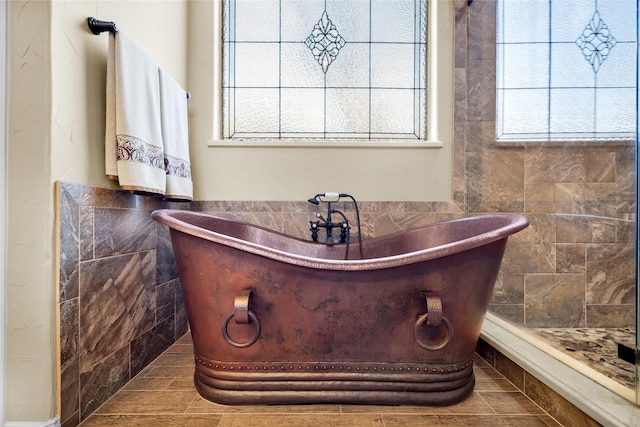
[207,0,453,149]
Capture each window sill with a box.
[207,140,444,149]
[494,138,635,148]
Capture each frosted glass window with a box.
[223,0,427,141]
[497,0,636,141]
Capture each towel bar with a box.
[88,17,191,99]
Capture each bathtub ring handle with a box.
[222,311,261,348]
[413,313,453,351]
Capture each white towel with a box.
[105,32,166,196]
[159,70,193,201]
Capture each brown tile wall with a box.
[57,182,190,427]
[461,0,635,328]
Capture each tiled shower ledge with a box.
[481,314,640,427]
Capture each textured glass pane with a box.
[222,42,231,89]
[326,89,370,134]
[498,89,549,136]
[551,0,594,42]
[326,0,371,42]
[281,43,326,88]
[281,89,325,133]
[281,0,325,42]
[222,87,230,138]
[235,43,280,87]
[371,89,416,135]
[417,42,427,89]
[496,44,505,89]
[234,0,280,41]
[550,43,595,88]
[595,88,636,134]
[223,2,230,42]
[599,0,637,41]
[371,0,419,43]
[550,89,595,134]
[596,43,636,87]
[325,43,369,88]
[371,44,414,88]
[502,44,549,88]
[233,88,280,134]
[498,0,549,43]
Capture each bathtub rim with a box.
[152,209,529,271]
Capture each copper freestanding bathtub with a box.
[152,209,528,406]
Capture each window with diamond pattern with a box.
[222,0,427,141]
[496,0,636,142]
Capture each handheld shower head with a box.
[307,192,343,205]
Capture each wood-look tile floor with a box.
[80,333,564,426]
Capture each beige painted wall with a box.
[8,0,54,421]
[8,0,188,421]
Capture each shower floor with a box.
[533,328,636,390]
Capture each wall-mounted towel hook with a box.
[88,17,118,35]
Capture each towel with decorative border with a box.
[105,31,192,200]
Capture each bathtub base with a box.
[193,356,476,406]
